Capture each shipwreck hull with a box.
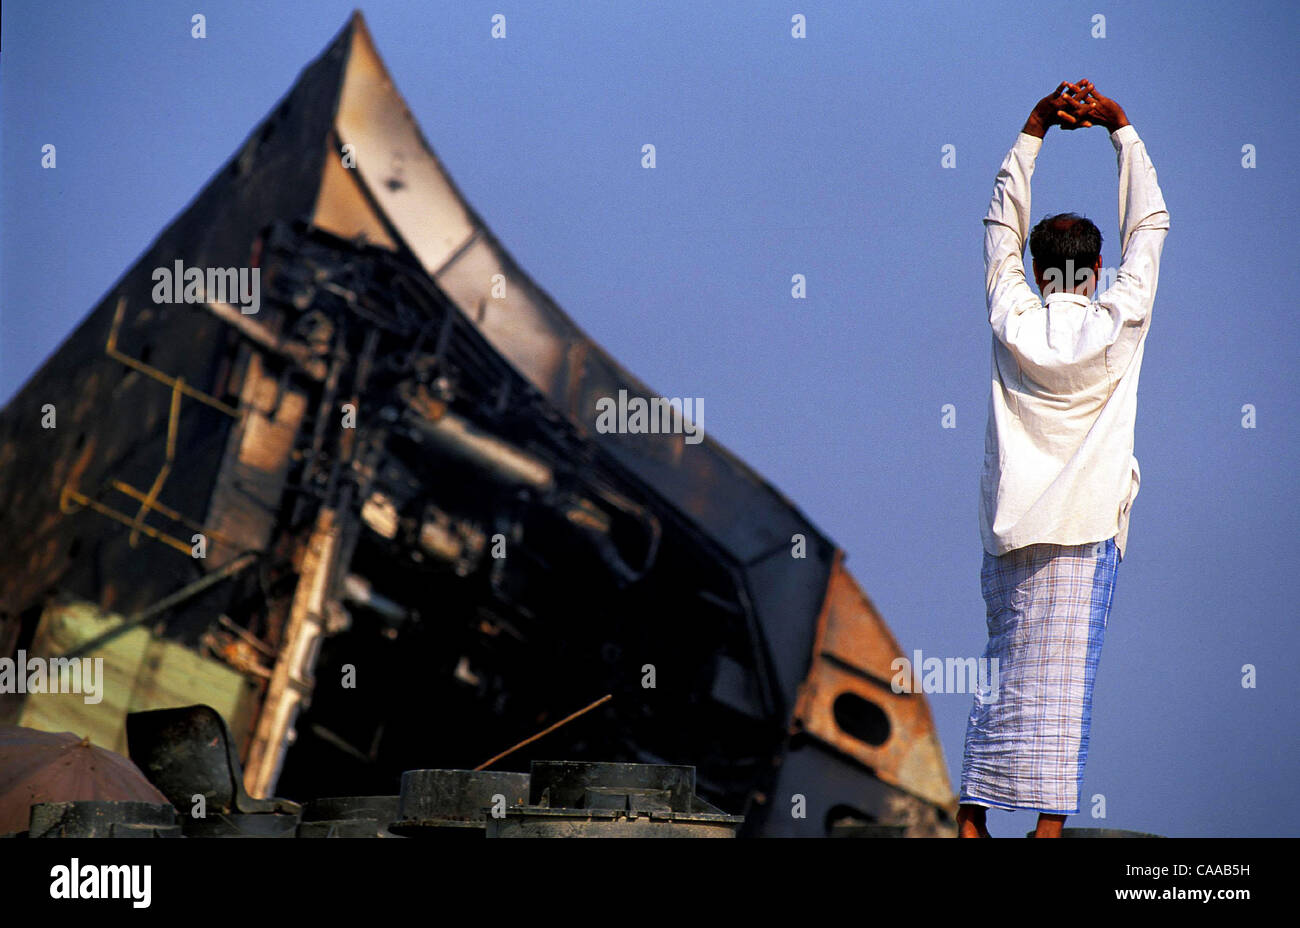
[0,13,954,836]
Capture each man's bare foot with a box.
[956,803,992,838]
[1032,813,1066,838]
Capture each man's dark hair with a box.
[1029,213,1103,287]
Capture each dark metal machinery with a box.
[0,12,955,836]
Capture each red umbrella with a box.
[0,725,171,835]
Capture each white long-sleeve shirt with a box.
[980,124,1170,561]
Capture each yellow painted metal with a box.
[59,298,244,556]
[105,297,240,418]
[59,485,195,557]
[108,480,237,548]
[15,597,259,757]
[127,377,181,547]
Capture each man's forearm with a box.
[986,133,1040,239]
[1096,124,1169,329]
[1022,109,1051,139]
[1114,126,1169,250]
[985,133,1042,335]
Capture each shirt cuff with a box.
[1109,124,1139,149]
[1016,131,1044,155]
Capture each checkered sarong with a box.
[959,538,1119,815]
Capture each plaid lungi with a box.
[959,538,1119,815]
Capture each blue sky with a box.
[2,1,1296,836]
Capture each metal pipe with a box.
[402,404,554,491]
[202,300,328,381]
[59,551,259,660]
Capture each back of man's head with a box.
[1029,213,1103,296]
